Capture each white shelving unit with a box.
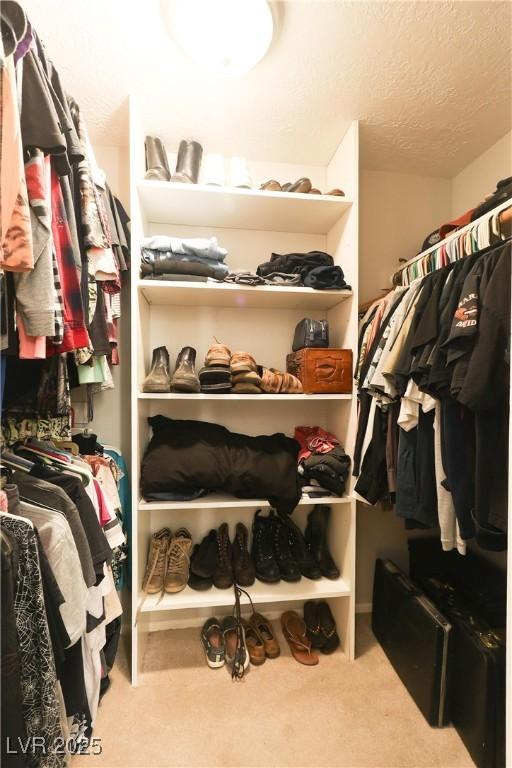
[130,96,359,685]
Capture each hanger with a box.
[1,451,34,473]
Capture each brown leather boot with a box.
[171,346,200,393]
[232,522,255,587]
[142,346,171,393]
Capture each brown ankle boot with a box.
[142,346,171,392]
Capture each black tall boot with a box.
[270,511,300,582]
[305,505,340,580]
[283,516,321,580]
[171,140,203,184]
[144,136,171,181]
[142,346,171,392]
[170,346,200,393]
[251,510,280,584]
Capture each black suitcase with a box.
[372,559,453,727]
[421,578,506,768]
[408,537,507,627]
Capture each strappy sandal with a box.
[281,371,303,394]
[261,367,283,393]
[281,610,319,666]
[317,601,340,654]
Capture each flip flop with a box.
[281,610,319,666]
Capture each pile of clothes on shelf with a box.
[140,236,229,281]
[224,251,350,290]
[295,426,351,498]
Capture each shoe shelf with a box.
[137,179,352,234]
[139,576,351,614]
[137,280,352,310]
[138,493,353,512]
[137,392,352,401]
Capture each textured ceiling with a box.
[20,0,512,176]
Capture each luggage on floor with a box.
[421,577,506,768]
[372,558,452,727]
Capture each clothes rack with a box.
[392,199,512,287]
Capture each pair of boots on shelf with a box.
[142,528,192,595]
[144,137,203,184]
[142,346,200,393]
[189,522,255,591]
[252,505,339,584]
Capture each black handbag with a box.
[292,318,329,352]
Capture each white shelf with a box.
[138,576,351,613]
[138,392,352,401]
[138,179,352,234]
[137,280,352,310]
[139,493,352,511]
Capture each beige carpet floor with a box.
[74,615,473,768]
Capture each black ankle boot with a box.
[144,136,171,181]
[171,139,203,184]
[213,523,233,589]
[305,505,340,580]
[270,511,300,582]
[171,346,200,393]
[190,530,217,579]
[142,346,171,392]
[232,522,255,587]
[251,510,280,584]
[284,516,321,580]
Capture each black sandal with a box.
[317,601,340,654]
[303,601,325,650]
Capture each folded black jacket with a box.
[256,251,333,279]
[141,415,302,514]
[303,265,350,290]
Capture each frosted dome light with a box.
[165,0,274,76]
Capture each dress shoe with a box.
[172,139,203,184]
[171,346,200,392]
[283,516,321,580]
[142,346,171,392]
[232,522,255,587]
[288,177,312,193]
[164,528,192,593]
[270,511,300,582]
[305,505,340,579]
[213,523,233,589]
[190,530,217,579]
[142,527,171,594]
[251,510,280,583]
[144,136,171,181]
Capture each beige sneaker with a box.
[142,528,171,594]
[165,528,193,593]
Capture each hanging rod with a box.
[392,197,512,285]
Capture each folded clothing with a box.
[141,251,229,280]
[141,236,227,261]
[141,415,301,514]
[303,265,350,290]
[223,271,302,287]
[295,425,351,496]
[142,274,209,282]
[257,251,333,279]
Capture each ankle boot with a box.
[251,510,280,584]
[171,139,203,184]
[142,346,171,392]
[305,505,340,580]
[188,545,213,591]
[232,522,255,587]
[190,530,217,579]
[170,346,200,393]
[144,136,171,181]
[283,516,321,580]
[270,511,300,582]
[214,523,233,589]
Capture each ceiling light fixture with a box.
[164,0,274,76]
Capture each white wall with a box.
[359,170,451,304]
[451,130,512,216]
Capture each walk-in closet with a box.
[1,2,511,767]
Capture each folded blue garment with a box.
[141,235,227,262]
